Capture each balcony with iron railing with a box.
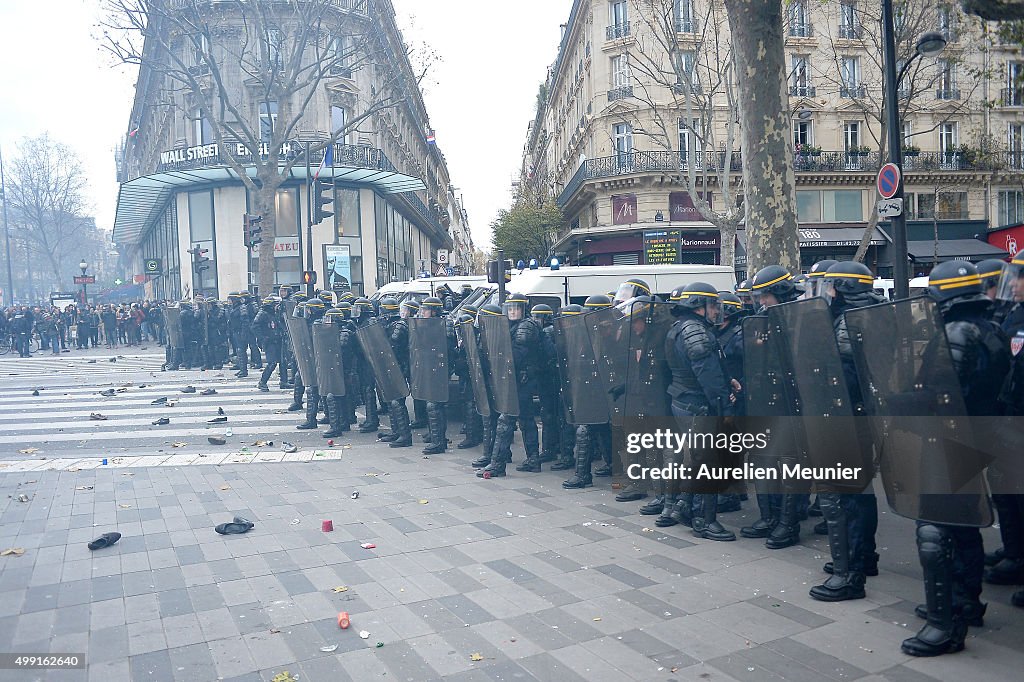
[838,24,863,39]
[673,81,703,96]
[608,85,634,101]
[676,17,699,33]
[606,23,630,40]
[840,84,868,98]
[155,141,398,175]
[935,88,961,101]
[788,23,814,38]
[789,85,816,97]
[557,150,1024,206]
[1001,87,1023,106]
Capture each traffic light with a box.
[486,259,513,284]
[313,177,335,223]
[302,270,317,286]
[189,245,210,276]
[243,214,264,249]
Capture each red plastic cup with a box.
[482,471,492,479]
[322,520,334,532]
[337,611,350,629]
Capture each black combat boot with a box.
[765,494,801,549]
[318,397,330,425]
[287,383,304,412]
[480,415,514,477]
[654,495,679,527]
[296,388,319,429]
[477,454,508,478]
[323,396,345,438]
[669,494,694,527]
[562,426,592,488]
[691,494,736,541]
[423,403,447,455]
[515,421,542,472]
[639,495,666,515]
[810,495,865,601]
[825,551,879,577]
[358,385,380,432]
[388,399,412,448]
[472,415,498,467]
[740,494,776,538]
[551,438,575,471]
[409,399,428,429]
[457,401,483,448]
[902,525,967,656]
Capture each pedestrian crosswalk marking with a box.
[0,449,347,473]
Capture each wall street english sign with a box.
[157,141,305,172]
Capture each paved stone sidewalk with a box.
[1,441,1023,682]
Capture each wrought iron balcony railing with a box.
[840,84,868,98]
[606,23,630,40]
[789,23,814,38]
[789,85,816,97]
[838,24,863,39]
[675,18,698,33]
[673,81,703,96]
[608,85,634,101]
[155,141,397,174]
[935,88,961,100]
[1001,87,1023,106]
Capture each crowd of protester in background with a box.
[0,302,165,357]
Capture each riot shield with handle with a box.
[284,314,316,386]
[164,305,183,348]
[585,306,630,426]
[480,313,519,417]
[622,299,674,419]
[458,320,492,418]
[767,298,874,493]
[554,312,610,425]
[844,296,992,527]
[355,320,410,402]
[409,317,450,402]
[312,322,346,397]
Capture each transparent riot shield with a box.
[554,313,610,425]
[480,313,520,417]
[164,306,183,348]
[845,296,992,527]
[284,314,316,384]
[767,298,874,493]
[409,317,450,403]
[312,322,346,397]
[622,300,674,419]
[586,306,630,427]
[459,320,492,418]
[741,314,795,418]
[354,320,410,402]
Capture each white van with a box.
[370,275,488,304]
[872,277,930,300]
[473,264,736,310]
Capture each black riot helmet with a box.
[670,282,722,322]
[419,296,444,318]
[996,249,1024,303]
[337,291,356,304]
[319,291,336,307]
[735,279,755,311]
[292,292,309,304]
[530,304,554,326]
[304,297,326,322]
[479,303,503,317]
[462,304,479,318]
[928,260,984,303]
[457,313,474,326]
[227,291,243,306]
[823,261,874,302]
[750,265,798,306]
[400,298,420,319]
[976,259,1006,297]
[559,304,583,316]
[353,297,374,320]
[583,294,613,311]
[323,307,345,324]
[279,284,294,299]
[335,300,353,319]
[613,278,652,304]
[719,292,744,320]
[805,259,839,298]
[503,292,529,321]
[379,297,400,318]
[261,295,281,310]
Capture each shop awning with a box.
[113,163,425,245]
[907,239,1010,263]
[737,226,888,248]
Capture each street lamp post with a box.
[882,0,946,299]
[79,261,89,306]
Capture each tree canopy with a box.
[491,201,566,265]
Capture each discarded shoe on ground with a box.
[99,389,116,397]
[181,386,196,394]
[89,413,107,421]
[209,416,227,423]
[201,388,217,396]
[152,417,170,426]
[151,397,167,405]
[208,436,226,445]
[88,532,121,551]
[215,517,254,535]
[282,442,298,454]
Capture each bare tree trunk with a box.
[255,181,280,296]
[720,218,739,274]
[723,0,799,273]
[852,210,881,263]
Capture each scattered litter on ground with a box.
[322,520,334,532]
[360,543,376,549]
[118,504,132,509]
[418,500,429,505]
[350,492,359,500]
[359,630,370,640]
[331,586,349,593]
[90,413,107,421]
[592,617,602,622]
[172,442,187,448]
[15,494,29,503]
[376,642,383,648]
[282,443,298,454]
[270,672,297,682]
[252,440,271,447]
[19,448,39,454]
[152,417,170,426]
[219,485,231,491]
[470,653,483,662]
[1,548,26,557]
[337,611,350,629]
[319,645,338,653]
[290,519,301,525]
[208,437,226,445]
[75,486,93,491]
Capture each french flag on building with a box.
[314,144,333,179]
[426,129,436,145]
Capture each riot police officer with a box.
[207,300,228,369]
[241,292,262,370]
[900,261,1011,656]
[531,304,562,463]
[253,296,283,392]
[550,305,582,473]
[660,283,735,541]
[613,278,652,304]
[180,302,197,370]
[454,312,483,449]
[296,297,327,430]
[377,297,413,448]
[286,292,309,410]
[809,261,885,603]
[227,293,250,377]
[352,298,381,433]
[319,307,351,438]
[334,301,361,427]
[417,297,455,455]
[740,265,805,549]
[471,304,504,470]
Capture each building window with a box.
[936,59,958,99]
[902,121,913,147]
[998,190,1024,226]
[328,35,351,76]
[788,0,812,37]
[839,1,860,38]
[1006,62,1024,105]
[608,1,629,38]
[794,120,813,147]
[259,101,278,142]
[187,190,217,297]
[790,55,813,96]
[796,190,821,222]
[679,118,703,167]
[840,57,862,97]
[331,105,347,142]
[824,190,863,221]
[336,187,360,238]
[939,122,958,157]
[613,123,633,167]
[192,110,214,145]
[917,192,968,220]
[1009,123,1024,169]
[675,0,695,33]
[611,54,630,88]
[264,29,283,69]
[938,5,956,41]
[843,121,860,150]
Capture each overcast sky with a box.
[0,0,571,251]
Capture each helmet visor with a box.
[995,260,1024,303]
[503,300,526,320]
[614,282,647,304]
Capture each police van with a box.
[466,263,736,311]
[370,275,488,305]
